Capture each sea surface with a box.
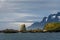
[0,33,60,40]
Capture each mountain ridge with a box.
[28,12,60,29]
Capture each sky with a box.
[0,0,60,30]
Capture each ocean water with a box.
[0,33,60,40]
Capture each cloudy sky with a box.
[0,0,60,30]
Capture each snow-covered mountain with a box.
[28,12,60,29]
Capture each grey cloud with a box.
[0,0,60,21]
[1,0,60,13]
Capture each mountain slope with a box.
[44,22,60,32]
[28,12,60,29]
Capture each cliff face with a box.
[28,12,60,29]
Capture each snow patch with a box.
[58,16,60,19]
[52,15,56,18]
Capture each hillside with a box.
[44,22,60,32]
[28,12,60,29]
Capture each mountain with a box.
[28,12,60,29]
[40,17,47,28]
[27,22,41,30]
[27,17,47,30]
[47,12,60,22]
